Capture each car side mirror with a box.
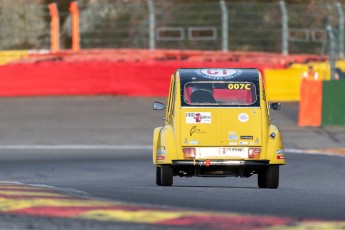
[270,102,281,111]
[153,101,165,110]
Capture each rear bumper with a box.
[171,160,271,177]
[172,160,269,167]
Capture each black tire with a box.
[160,165,173,186]
[156,166,162,186]
[258,165,279,189]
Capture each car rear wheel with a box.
[156,166,162,186]
[258,165,279,189]
[160,165,173,186]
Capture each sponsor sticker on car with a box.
[238,113,249,122]
[276,149,285,159]
[156,147,166,161]
[198,69,239,80]
[186,112,211,124]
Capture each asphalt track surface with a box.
[0,97,344,229]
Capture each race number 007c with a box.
[228,83,251,90]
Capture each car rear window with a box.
[183,81,258,106]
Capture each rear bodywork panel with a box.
[153,68,285,178]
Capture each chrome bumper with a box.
[172,160,269,167]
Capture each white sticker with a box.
[229,142,238,145]
[228,132,238,140]
[156,150,166,155]
[200,69,237,80]
[276,150,284,154]
[186,112,211,124]
[238,113,249,122]
[189,140,200,145]
[239,141,248,145]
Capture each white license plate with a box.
[197,147,248,158]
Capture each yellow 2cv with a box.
[153,68,285,189]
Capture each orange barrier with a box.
[48,3,60,52]
[298,79,323,127]
[69,2,80,51]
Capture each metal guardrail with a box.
[0,0,345,57]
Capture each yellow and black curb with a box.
[0,182,343,229]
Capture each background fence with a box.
[0,0,50,50]
[1,0,345,56]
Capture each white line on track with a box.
[285,148,345,157]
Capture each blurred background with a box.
[0,0,344,54]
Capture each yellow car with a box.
[153,68,285,189]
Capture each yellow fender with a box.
[266,124,286,165]
[152,125,178,165]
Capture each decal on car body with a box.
[238,113,249,122]
[228,132,238,140]
[189,126,206,136]
[198,69,238,80]
[227,83,251,90]
[241,136,253,140]
[186,112,211,124]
